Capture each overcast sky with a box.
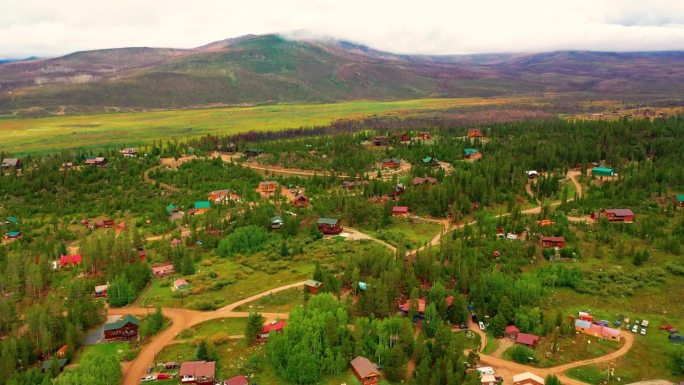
[1,0,684,58]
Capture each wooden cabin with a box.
[350,356,381,385]
[540,236,565,248]
[179,361,216,385]
[599,208,634,223]
[317,218,342,235]
[104,314,139,341]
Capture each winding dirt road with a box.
[112,281,307,385]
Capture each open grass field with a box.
[365,219,443,250]
[0,97,527,153]
[233,287,306,313]
[502,333,622,368]
[178,318,249,340]
[138,257,314,310]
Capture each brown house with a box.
[372,136,388,146]
[152,264,175,278]
[412,176,438,186]
[104,314,139,341]
[94,219,115,228]
[350,356,381,385]
[1,158,22,170]
[391,206,409,216]
[304,280,322,294]
[293,193,309,208]
[540,236,565,248]
[599,208,635,223]
[513,372,545,385]
[208,189,241,204]
[515,332,540,348]
[179,361,216,385]
[400,133,411,143]
[84,157,107,166]
[382,158,401,169]
[317,218,342,235]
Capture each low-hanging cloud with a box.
[1,0,683,58]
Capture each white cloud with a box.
[0,0,683,58]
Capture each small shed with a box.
[382,158,401,169]
[391,206,409,216]
[223,375,249,385]
[505,325,520,339]
[41,359,68,373]
[152,264,175,278]
[271,216,284,229]
[317,218,342,235]
[464,148,481,159]
[94,284,108,298]
[304,280,322,294]
[515,332,540,347]
[540,236,565,248]
[173,279,189,291]
[592,167,614,177]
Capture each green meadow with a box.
[0,97,524,153]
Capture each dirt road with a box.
[113,281,307,385]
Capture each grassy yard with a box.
[74,341,138,363]
[482,334,499,354]
[366,219,443,250]
[501,333,622,368]
[138,257,314,310]
[545,285,684,381]
[178,318,249,340]
[0,97,526,153]
[233,287,306,313]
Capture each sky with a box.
[1,0,684,58]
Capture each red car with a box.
[156,373,173,380]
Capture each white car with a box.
[641,320,649,327]
[478,321,486,330]
[631,325,639,333]
[640,328,647,336]
[476,367,495,375]
[140,376,155,383]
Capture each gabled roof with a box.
[400,298,426,313]
[41,359,68,370]
[317,217,339,225]
[223,375,249,385]
[1,158,20,167]
[6,231,21,237]
[194,201,211,209]
[516,332,540,346]
[60,254,82,265]
[95,284,108,293]
[6,216,18,224]
[350,356,380,379]
[464,148,479,155]
[166,204,178,212]
[422,156,434,163]
[304,280,322,288]
[541,236,565,242]
[604,208,634,217]
[392,206,409,214]
[592,166,613,173]
[174,279,188,288]
[152,264,174,274]
[677,194,684,202]
[271,215,283,223]
[505,325,520,334]
[179,361,216,378]
[481,374,497,383]
[513,372,544,384]
[104,314,139,331]
[260,321,286,334]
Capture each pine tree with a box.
[244,313,264,346]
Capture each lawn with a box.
[178,318,249,340]
[138,257,314,310]
[544,284,684,381]
[74,341,138,363]
[500,333,621,368]
[482,333,499,354]
[0,97,526,153]
[366,219,443,250]
[233,287,306,313]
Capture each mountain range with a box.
[1,34,683,115]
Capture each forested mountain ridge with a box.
[1,34,683,114]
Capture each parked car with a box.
[476,367,495,375]
[624,324,631,330]
[640,328,647,336]
[156,373,173,380]
[140,376,155,383]
[460,323,468,329]
[641,320,649,327]
[634,320,640,327]
[478,321,486,331]
[631,325,639,333]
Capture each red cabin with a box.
[103,314,139,341]
[59,254,82,268]
[304,280,322,294]
[382,158,401,169]
[540,236,565,248]
[391,206,409,216]
[600,208,635,223]
[317,218,342,235]
[258,321,286,341]
[179,361,216,385]
[294,193,309,208]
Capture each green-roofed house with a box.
[4,231,22,239]
[166,204,180,216]
[675,194,684,208]
[592,167,615,177]
[6,216,18,225]
[422,156,439,167]
[317,217,342,235]
[104,314,140,341]
[41,358,68,373]
[464,148,481,159]
[192,201,211,215]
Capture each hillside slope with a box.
[1,34,683,114]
